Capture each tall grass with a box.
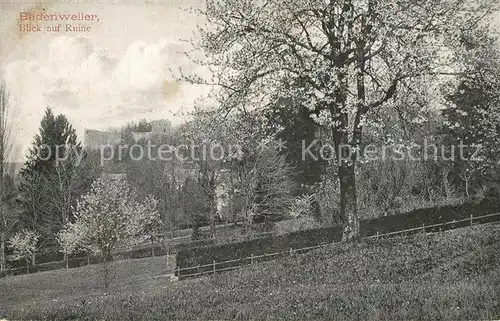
[2,224,499,320]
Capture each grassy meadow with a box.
[1,224,499,320]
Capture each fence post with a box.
[87,256,90,266]
[289,248,293,256]
[470,214,473,226]
[422,223,425,234]
[213,260,216,275]
[250,253,254,265]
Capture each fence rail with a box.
[175,212,500,279]
[3,212,499,276]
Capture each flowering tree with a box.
[44,146,101,268]
[56,225,81,271]
[232,141,296,231]
[180,108,268,237]
[8,230,41,274]
[57,176,159,289]
[186,0,497,241]
[441,29,500,196]
[123,130,189,240]
[183,107,294,236]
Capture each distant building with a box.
[130,119,172,143]
[151,119,172,134]
[84,129,122,150]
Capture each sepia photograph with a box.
[0,0,500,319]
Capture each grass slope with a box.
[1,224,499,320]
[0,255,174,317]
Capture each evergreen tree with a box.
[266,97,327,192]
[19,107,82,238]
[22,108,80,174]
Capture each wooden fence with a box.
[2,230,276,275]
[3,212,499,276]
[175,212,500,279]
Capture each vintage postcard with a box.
[1,0,500,320]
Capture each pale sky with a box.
[1,1,499,162]
[1,0,211,161]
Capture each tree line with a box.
[0,0,499,288]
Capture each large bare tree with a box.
[0,82,19,272]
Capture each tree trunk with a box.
[209,206,216,239]
[103,258,109,291]
[31,252,36,267]
[465,177,470,198]
[151,235,155,257]
[442,167,452,199]
[207,187,217,239]
[0,232,5,272]
[339,162,360,241]
[331,66,361,242]
[64,252,69,271]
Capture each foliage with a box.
[21,107,80,175]
[181,176,211,240]
[56,223,81,259]
[185,0,498,241]
[0,174,20,272]
[356,157,460,218]
[265,99,327,190]
[441,28,500,196]
[124,130,189,233]
[16,170,46,231]
[0,82,22,273]
[180,109,257,237]
[58,176,160,260]
[45,145,100,232]
[288,194,314,219]
[19,107,83,237]
[230,143,296,227]
[178,197,500,277]
[57,176,160,288]
[7,230,41,270]
[313,173,341,224]
[133,119,152,133]
[180,110,295,234]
